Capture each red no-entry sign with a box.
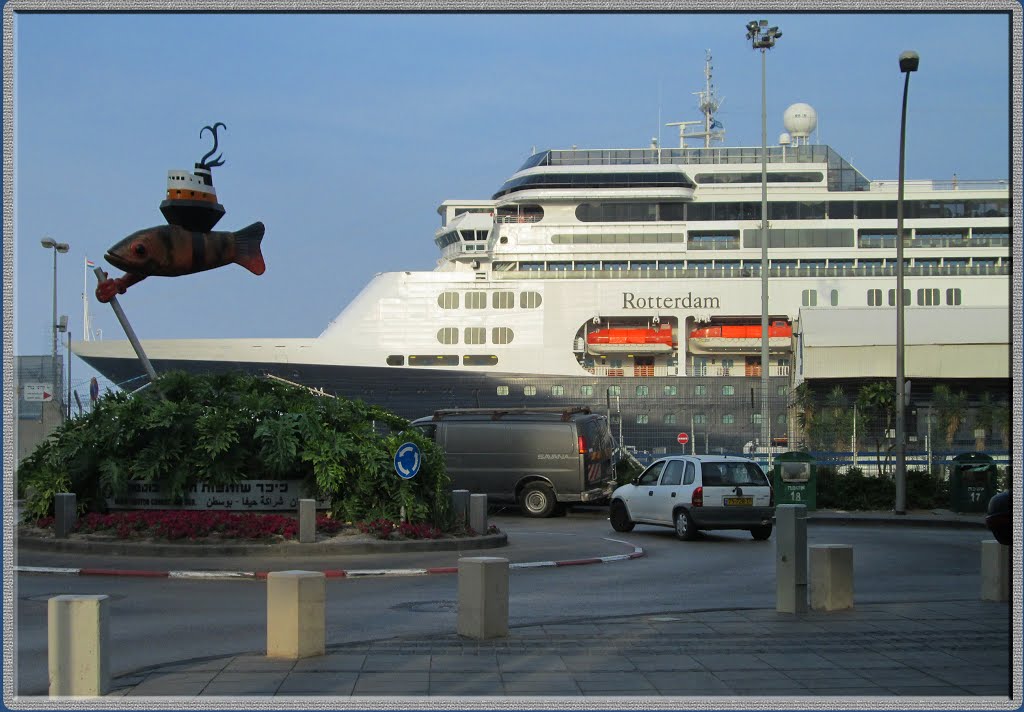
[677,432,689,445]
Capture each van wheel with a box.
[750,525,773,541]
[520,483,557,518]
[609,501,635,532]
[674,509,697,541]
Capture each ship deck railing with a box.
[492,264,1010,280]
[583,364,791,378]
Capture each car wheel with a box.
[674,508,697,541]
[750,524,773,541]
[520,482,557,518]
[609,501,635,532]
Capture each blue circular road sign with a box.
[394,442,421,480]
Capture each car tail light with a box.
[578,436,587,454]
[691,486,703,507]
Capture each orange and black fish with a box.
[96,222,265,302]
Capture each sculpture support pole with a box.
[92,267,159,385]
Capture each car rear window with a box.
[701,462,769,487]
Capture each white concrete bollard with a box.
[469,493,488,534]
[810,544,854,611]
[266,570,326,658]
[980,540,1010,602]
[776,504,808,614]
[298,499,316,544]
[451,489,470,528]
[457,557,509,640]
[48,594,110,696]
[54,493,77,539]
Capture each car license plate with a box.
[724,497,753,506]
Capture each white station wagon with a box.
[609,455,775,540]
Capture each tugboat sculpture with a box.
[159,122,227,232]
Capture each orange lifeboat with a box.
[688,320,792,353]
[586,326,674,355]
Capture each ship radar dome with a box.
[779,132,792,145]
[783,103,817,145]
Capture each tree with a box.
[932,384,969,450]
[856,381,895,475]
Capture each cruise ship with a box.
[74,56,1011,458]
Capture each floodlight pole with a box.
[747,19,781,468]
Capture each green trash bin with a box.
[949,452,997,513]
[772,451,816,510]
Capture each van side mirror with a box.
[631,477,639,486]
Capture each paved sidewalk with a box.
[99,599,1012,698]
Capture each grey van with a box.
[410,407,616,518]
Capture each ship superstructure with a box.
[75,56,1011,459]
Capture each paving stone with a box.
[572,672,657,693]
[291,653,366,672]
[882,685,969,695]
[429,655,499,672]
[626,653,703,671]
[428,672,503,695]
[361,654,431,672]
[807,687,890,696]
[693,653,774,671]
[221,656,296,673]
[643,671,732,694]
[276,672,358,695]
[500,672,581,695]
[200,672,288,695]
[352,672,430,695]
[818,653,901,668]
[125,672,216,696]
[156,658,232,673]
[497,654,568,672]
[757,652,836,669]
[559,654,636,672]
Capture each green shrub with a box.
[816,466,949,511]
[18,371,451,526]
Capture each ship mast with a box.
[666,49,726,149]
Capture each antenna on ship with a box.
[666,49,726,149]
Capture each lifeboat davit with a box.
[688,321,793,353]
[587,327,674,355]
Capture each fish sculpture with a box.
[95,222,265,303]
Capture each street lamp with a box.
[746,19,782,467]
[894,50,919,515]
[40,237,70,412]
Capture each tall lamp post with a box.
[894,50,919,515]
[746,19,782,467]
[41,238,70,413]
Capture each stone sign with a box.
[106,479,330,511]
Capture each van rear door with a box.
[578,416,615,490]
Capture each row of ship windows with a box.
[570,199,1009,222]
[498,257,1005,272]
[549,229,1010,250]
[437,327,514,345]
[438,291,542,309]
[800,287,962,307]
[865,288,961,307]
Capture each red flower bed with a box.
[30,510,449,541]
[358,518,443,540]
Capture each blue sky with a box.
[9,10,1016,394]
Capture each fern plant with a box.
[18,371,451,527]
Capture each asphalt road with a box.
[13,514,1000,696]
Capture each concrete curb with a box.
[14,540,646,581]
[16,530,508,557]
